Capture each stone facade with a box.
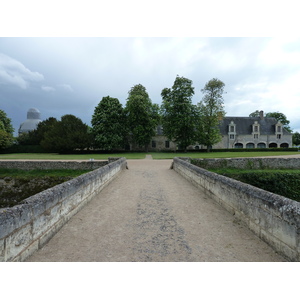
[129,125,177,151]
[146,111,293,151]
[213,111,293,149]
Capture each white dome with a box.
[27,108,41,120]
[19,108,42,135]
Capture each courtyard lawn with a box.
[0,151,299,160]
[0,152,146,160]
[150,151,300,159]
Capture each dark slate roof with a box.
[219,116,292,135]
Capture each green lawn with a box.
[150,151,300,159]
[0,151,299,160]
[0,152,146,160]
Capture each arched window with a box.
[280,143,289,148]
[234,143,243,148]
[269,143,277,148]
[246,143,255,148]
[257,142,266,148]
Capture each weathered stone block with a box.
[173,157,300,261]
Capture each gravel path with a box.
[26,159,286,262]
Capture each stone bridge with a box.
[23,156,294,262]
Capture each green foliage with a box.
[160,75,199,151]
[0,130,13,149]
[265,112,292,132]
[197,78,225,151]
[0,168,90,178]
[91,96,127,151]
[249,110,261,117]
[16,117,58,146]
[249,110,292,133]
[292,131,300,146]
[211,169,300,202]
[0,168,90,208]
[0,109,14,149]
[41,114,91,153]
[125,84,160,151]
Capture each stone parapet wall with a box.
[173,157,300,261]
[191,157,300,169]
[0,158,127,262]
[0,160,108,170]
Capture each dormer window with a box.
[228,121,236,140]
[252,121,260,138]
[228,121,236,131]
[275,122,283,137]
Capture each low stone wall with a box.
[0,160,108,170]
[173,157,300,261]
[0,157,127,262]
[191,157,300,169]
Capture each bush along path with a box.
[209,169,300,202]
[0,169,90,209]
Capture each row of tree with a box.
[91,76,226,152]
[4,76,225,153]
[1,75,300,153]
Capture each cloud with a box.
[41,85,55,92]
[57,84,73,92]
[0,53,44,89]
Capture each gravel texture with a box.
[26,158,286,262]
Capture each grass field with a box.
[0,151,299,160]
[150,151,300,159]
[0,168,90,178]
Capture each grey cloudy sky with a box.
[1,2,300,136]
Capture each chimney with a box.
[259,110,264,120]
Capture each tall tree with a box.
[249,110,292,132]
[125,84,159,151]
[91,96,127,151]
[160,75,199,151]
[0,109,14,149]
[292,132,300,146]
[197,78,225,152]
[17,117,58,146]
[249,110,261,117]
[41,114,90,153]
[265,112,292,133]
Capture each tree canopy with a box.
[17,117,58,146]
[125,84,160,151]
[160,75,199,151]
[0,109,14,150]
[293,132,300,146]
[41,114,91,153]
[249,110,292,132]
[265,112,292,132]
[197,78,226,151]
[91,96,127,151]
